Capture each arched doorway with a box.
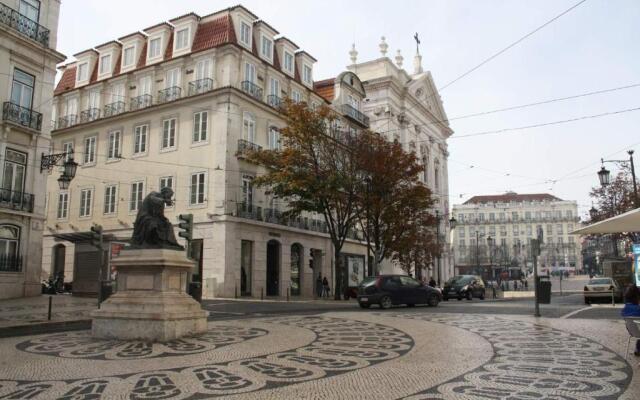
[266,240,280,296]
[290,243,303,296]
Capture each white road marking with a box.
[560,307,593,319]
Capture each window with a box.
[19,0,40,22]
[242,175,254,208]
[160,176,173,191]
[83,136,96,164]
[99,54,111,75]
[195,59,211,80]
[130,181,144,212]
[546,224,553,235]
[525,211,531,220]
[62,141,73,162]
[190,172,206,205]
[558,237,564,244]
[526,225,532,236]
[148,37,161,58]
[568,223,574,232]
[134,124,148,154]
[107,130,121,160]
[261,35,273,60]
[123,46,135,67]
[556,224,563,235]
[566,210,573,218]
[165,68,180,89]
[56,192,68,219]
[489,213,495,221]
[79,188,93,217]
[0,225,20,261]
[292,90,302,103]
[499,212,505,221]
[104,185,117,214]
[175,28,189,50]
[458,213,464,222]
[434,166,439,189]
[511,211,519,220]
[77,62,89,82]
[240,21,251,47]
[535,211,541,220]
[66,97,78,116]
[500,226,507,236]
[303,64,312,84]
[111,83,125,103]
[2,149,27,194]
[88,90,100,109]
[244,62,256,83]
[269,78,280,97]
[458,227,465,237]
[284,51,294,74]
[162,118,176,149]
[11,69,34,109]
[268,126,281,150]
[139,76,152,96]
[193,111,208,142]
[489,226,496,236]
[243,112,256,142]
[478,213,484,222]
[513,225,519,236]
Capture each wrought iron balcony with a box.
[0,253,22,272]
[2,102,42,131]
[80,108,100,123]
[130,94,153,111]
[266,95,283,109]
[56,114,77,129]
[188,78,214,96]
[341,103,369,127]
[240,81,263,101]
[236,203,262,221]
[0,3,49,47]
[104,101,125,117]
[236,139,262,159]
[264,208,283,224]
[0,188,34,213]
[158,86,181,104]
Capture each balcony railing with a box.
[130,94,153,111]
[236,203,262,220]
[341,103,369,127]
[80,108,100,123]
[104,101,125,117]
[2,102,42,131]
[266,95,283,109]
[240,81,263,101]
[264,208,283,224]
[236,139,262,159]
[158,86,181,104]
[188,78,214,96]
[0,188,34,213]
[57,114,77,129]
[0,3,49,47]
[0,253,22,272]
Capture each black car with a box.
[357,275,442,309]
[442,275,485,301]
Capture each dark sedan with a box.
[357,275,442,309]
[442,275,486,301]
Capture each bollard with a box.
[235,284,238,299]
[287,287,290,302]
[47,296,52,321]
[261,287,264,301]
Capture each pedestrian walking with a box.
[514,280,518,291]
[322,277,330,298]
[428,277,436,287]
[621,285,640,357]
[524,279,528,291]
[316,273,323,298]
[492,282,497,299]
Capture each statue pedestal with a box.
[91,248,207,341]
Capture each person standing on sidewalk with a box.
[428,277,436,287]
[622,285,640,357]
[316,273,323,298]
[322,277,330,298]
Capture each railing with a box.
[341,103,369,127]
[188,78,214,96]
[264,208,283,224]
[0,188,34,213]
[0,3,49,47]
[240,81,263,101]
[236,203,262,220]
[104,101,125,117]
[158,86,181,104]
[2,102,42,131]
[236,139,262,159]
[80,108,100,123]
[0,253,22,272]
[57,114,77,129]
[267,95,283,109]
[130,94,153,111]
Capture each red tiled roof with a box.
[191,14,236,52]
[164,33,174,60]
[313,78,335,102]
[463,193,562,205]
[54,66,77,95]
[112,52,122,76]
[89,61,98,84]
[136,41,147,68]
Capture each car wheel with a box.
[427,295,439,307]
[466,291,473,301]
[457,296,462,301]
[443,296,449,301]
[359,302,371,309]
[406,304,415,307]
[380,296,392,309]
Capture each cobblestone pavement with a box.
[0,296,95,328]
[0,311,637,399]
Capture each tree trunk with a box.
[334,247,342,300]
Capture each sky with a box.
[55,0,640,220]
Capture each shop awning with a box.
[570,207,640,235]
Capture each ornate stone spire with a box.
[395,49,403,68]
[349,43,358,64]
[379,36,388,57]
[413,32,423,74]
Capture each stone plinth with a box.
[91,248,207,341]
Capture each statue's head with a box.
[160,187,174,202]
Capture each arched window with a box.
[434,159,440,190]
[422,155,429,183]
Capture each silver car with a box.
[583,277,623,304]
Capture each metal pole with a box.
[629,150,639,208]
[436,215,441,286]
[97,234,104,309]
[533,239,540,317]
[476,231,480,275]
[47,296,52,321]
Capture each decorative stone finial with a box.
[379,36,388,57]
[395,49,404,68]
[413,53,423,74]
[349,43,358,64]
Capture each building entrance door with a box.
[53,244,66,286]
[266,240,280,296]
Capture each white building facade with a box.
[1,0,65,298]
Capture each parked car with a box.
[357,275,442,309]
[583,277,623,304]
[442,275,486,301]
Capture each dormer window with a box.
[303,64,312,85]
[240,21,251,47]
[148,37,161,58]
[123,45,135,67]
[284,51,294,74]
[99,54,111,75]
[175,28,189,50]
[77,62,89,82]
[261,35,273,61]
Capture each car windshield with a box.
[359,277,377,287]
[446,276,471,285]
[588,278,611,285]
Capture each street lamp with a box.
[41,149,79,190]
[487,236,494,278]
[434,212,457,286]
[597,150,639,208]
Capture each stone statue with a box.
[130,187,183,250]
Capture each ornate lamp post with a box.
[434,211,457,286]
[41,149,78,190]
[597,150,639,208]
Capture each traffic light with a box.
[178,214,193,242]
[90,224,103,249]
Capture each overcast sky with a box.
[56,0,640,219]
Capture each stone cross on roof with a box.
[414,32,420,55]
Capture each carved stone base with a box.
[91,248,208,341]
